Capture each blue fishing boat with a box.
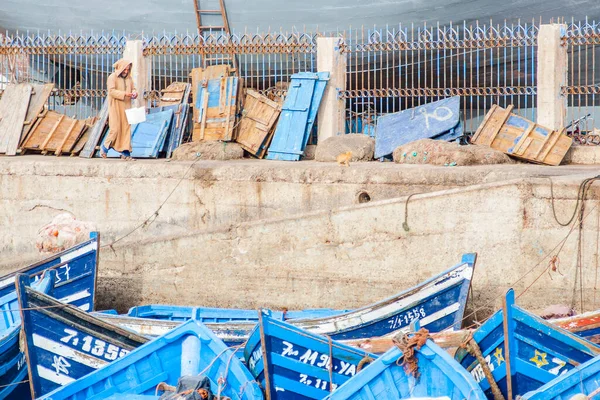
[39,320,264,400]
[324,329,487,400]
[16,271,149,398]
[291,253,477,340]
[244,310,376,399]
[95,312,255,346]
[455,289,600,399]
[127,304,348,323]
[521,354,600,399]
[0,233,99,399]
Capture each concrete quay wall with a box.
[97,176,600,316]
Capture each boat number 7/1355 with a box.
[60,329,129,361]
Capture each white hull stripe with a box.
[0,276,15,290]
[420,302,461,326]
[78,303,90,312]
[37,365,75,385]
[32,334,107,369]
[60,242,96,263]
[59,290,91,304]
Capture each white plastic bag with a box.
[125,106,146,125]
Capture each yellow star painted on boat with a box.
[529,350,549,368]
[493,348,505,365]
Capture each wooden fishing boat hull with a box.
[39,320,264,400]
[324,336,487,400]
[521,354,600,399]
[127,304,348,323]
[455,289,600,399]
[244,311,375,400]
[292,253,476,340]
[95,312,255,346]
[0,233,99,400]
[17,271,148,398]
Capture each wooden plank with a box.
[39,114,65,152]
[70,127,90,156]
[0,83,33,155]
[21,83,54,145]
[538,128,567,165]
[55,119,78,156]
[80,100,109,158]
[511,123,536,155]
[199,92,209,140]
[191,65,231,124]
[471,104,497,143]
[485,105,513,146]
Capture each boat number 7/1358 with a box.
[60,329,129,361]
[387,307,427,330]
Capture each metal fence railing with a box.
[0,20,599,143]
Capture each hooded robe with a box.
[104,58,135,153]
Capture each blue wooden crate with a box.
[455,289,600,399]
[104,110,173,158]
[0,233,99,399]
[148,104,189,157]
[267,72,329,161]
[39,320,264,400]
[17,271,148,398]
[374,96,462,159]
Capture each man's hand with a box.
[125,92,133,99]
[131,91,138,100]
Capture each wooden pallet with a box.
[190,64,232,129]
[471,104,573,166]
[159,82,191,107]
[236,90,281,158]
[79,99,109,158]
[22,110,87,156]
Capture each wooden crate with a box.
[20,83,55,146]
[471,104,572,166]
[22,111,87,156]
[236,90,281,158]
[159,82,191,107]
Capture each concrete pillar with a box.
[123,40,151,108]
[317,37,347,142]
[537,24,567,130]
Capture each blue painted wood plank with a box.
[374,96,462,159]
[105,110,173,158]
[299,71,330,159]
[266,72,319,161]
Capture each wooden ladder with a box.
[193,0,238,73]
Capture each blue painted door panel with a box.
[300,72,330,156]
[374,96,461,159]
[106,110,173,158]
[266,72,318,161]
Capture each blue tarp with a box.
[374,96,462,159]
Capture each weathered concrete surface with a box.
[0,156,597,270]
[95,173,600,317]
[564,146,600,165]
